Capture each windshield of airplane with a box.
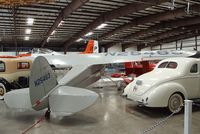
[31,48,55,54]
[158,62,177,69]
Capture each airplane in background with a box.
[124,61,157,77]
[4,50,198,119]
[80,40,99,54]
[18,39,99,58]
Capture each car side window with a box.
[158,62,168,68]
[166,62,177,69]
[0,61,5,72]
[190,64,198,73]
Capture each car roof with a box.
[156,57,200,71]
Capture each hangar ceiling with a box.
[0,0,200,51]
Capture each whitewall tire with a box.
[168,93,183,113]
[0,83,6,100]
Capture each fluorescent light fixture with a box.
[25,28,31,34]
[96,23,107,29]
[76,38,83,42]
[27,18,34,25]
[85,32,93,37]
[51,30,55,35]
[24,36,30,41]
[58,20,64,27]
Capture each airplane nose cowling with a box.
[49,86,98,116]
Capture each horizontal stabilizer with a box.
[4,88,32,110]
[49,86,98,116]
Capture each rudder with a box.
[29,56,58,111]
[80,40,99,54]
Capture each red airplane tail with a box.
[80,40,99,54]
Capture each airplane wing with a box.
[44,50,197,68]
[50,50,197,87]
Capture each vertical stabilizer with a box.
[80,40,99,54]
[29,56,58,111]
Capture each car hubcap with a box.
[169,94,182,112]
[0,87,4,96]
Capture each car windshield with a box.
[158,62,177,69]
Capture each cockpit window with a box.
[158,61,177,69]
[190,64,198,73]
[158,62,168,68]
[166,62,177,69]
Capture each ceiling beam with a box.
[103,15,200,49]
[153,32,200,45]
[143,24,200,43]
[63,0,171,50]
[139,31,200,49]
[100,4,200,43]
[124,16,200,41]
[40,0,89,47]
[123,25,200,50]
[120,17,200,48]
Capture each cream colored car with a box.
[124,57,200,113]
[0,58,32,99]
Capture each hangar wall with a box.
[125,46,137,52]
[151,36,200,51]
[107,44,122,52]
[141,46,151,51]
[0,52,16,56]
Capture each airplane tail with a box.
[80,40,99,54]
[4,56,98,116]
[4,56,58,110]
[29,56,58,111]
[30,57,98,115]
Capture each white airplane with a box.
[4,50,198,118]
[18,40,99,58]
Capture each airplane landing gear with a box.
[45,108,51,120]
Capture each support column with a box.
[184,100,193,134]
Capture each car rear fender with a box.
[144,82,187,107]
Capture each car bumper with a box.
[127,94,148,106]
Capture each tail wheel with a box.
[168,93,183,113]
[45,109,51,120]
[0,83,6,100]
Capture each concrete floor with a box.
[0,86,200,134]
